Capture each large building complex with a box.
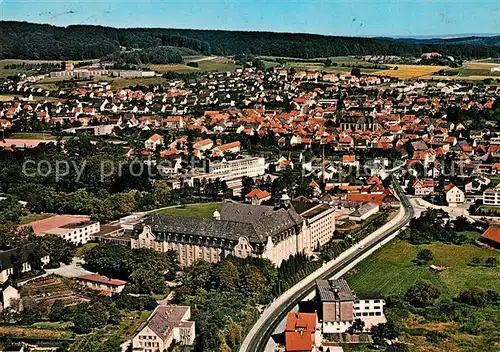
[131,199,335,267]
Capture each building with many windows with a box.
[131,199,335,267]
[130,303,195,351]
[44,221,100,245]
[315,279,386,333]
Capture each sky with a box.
[0,0,499,37]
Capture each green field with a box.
[10,132,57,140]
[154,202,224,218]
[346,236,500,298]
[19,213,54,224]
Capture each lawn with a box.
[154,202,224,218]
[10,132,57,140]
[75,242,98,258]
[346,237,500,298]
[370,64,447,79]
[19,213,54,225]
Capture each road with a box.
[239,174,414,352]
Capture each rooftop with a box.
[316,279,356,302]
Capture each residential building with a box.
[348,202,379,222]
[483,188,500,206]
[206,156,265,180]
[316,279,386,333]
[412,179,435,196]
[285,312,317,352]
[145,133,164,150]
[211,141,241,157]
[0,283,20,311]
[77,274,127,295]
[0,245,50,283]
[44,221,100,245]
[131,303,195,351]
[245,189,271,205]
[445,184,465,207]
[480,226,500,250]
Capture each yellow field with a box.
[151,64,198,73]
[371,64,447,79]
[464,61,500,70]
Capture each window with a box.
[374,300,380,303]
[375,312,381,316]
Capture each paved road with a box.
[239,174,414,352]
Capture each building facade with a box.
[316,279,386,333]
[483,188,500,206]
[131,304,195,352]
[44,221,100,245]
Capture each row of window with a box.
[356,312,382,317]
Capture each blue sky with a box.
[0,0,498,37]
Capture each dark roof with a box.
[316,279,355,302]
[0,244,49,271]
[138,203,303,244]
[356,292,383,300]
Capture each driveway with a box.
[46,257,95,278]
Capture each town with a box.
[0,16,499,352]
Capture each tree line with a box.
[2,21,500,60]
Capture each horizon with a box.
[1,0,499,38]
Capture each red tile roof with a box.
[481,226,500,245]
[24,215,91,236]
[78,274,127,286]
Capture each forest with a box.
[1,21,500,61]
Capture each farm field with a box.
[152,56,239,73]
[345,237,500,297]
[371,64,447,79]
[10,132,57,140]
[0,325,73,339]
[154,202,224,218]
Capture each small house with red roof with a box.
[77,274,127,295]
[245,189,271,205]
[285,312,317,352]
[480,226,500,250]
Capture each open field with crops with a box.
[371,64,447,79]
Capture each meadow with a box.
[154,202,224,219]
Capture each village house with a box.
[77,274,127,295]
[130,303,195,351]
[0,245,50,283]
[444,184,465,207]
[145,133,164,151]
[285,312,318,352]
[412,179,435,196]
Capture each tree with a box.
[89,301,109,328]
[348,318,365,334]
[33,234,76,265]
[485,257,498,267]
[405,280,440,308]
[457,287,487,307]
[351,67,361,77]
[73,311,93,334]
[49,300,71,322]
[215,261,240,292]
[371,321,399,346]
[414,249,433,265]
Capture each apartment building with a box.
[131,303,195,351]
[44,221,100,245]
[293,200,336,249]
[483,188,500,206]
[206,156,266,179]
[316,279,386,333]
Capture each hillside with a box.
[1,21,500,61]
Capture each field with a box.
[19,213,54,225]
[154,202,224,218]
[10,132,57,140]
[0,325,73,339]
[371,64,447,79]
[152,56,239,73]
[346,236,500,297]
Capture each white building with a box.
[44,221,100,245]
[207,156,266,180]
[445,185,465,207]
[348,202,379,222]
[131,303,195,351]
[483,188,500,206]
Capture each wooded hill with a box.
[1,21,500,61]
